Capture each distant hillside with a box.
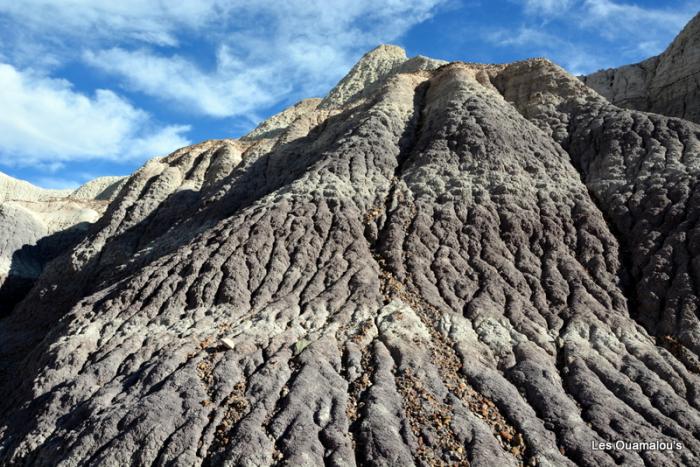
[582,12,700,123]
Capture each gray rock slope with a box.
[582,13,700,123]
[0,174,125,315]
[2,41,700,466]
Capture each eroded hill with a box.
[2,18,700,467]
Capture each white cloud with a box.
[495,0,698,74]
[83,47,286,118]
[0,0,232,47]
[11,0,446,118]
[125,124,193,159]
[487,27,605,74]
[488,27,558,48]
[518,0,695,30]
[581,0,696,41]
[0,63,190,167]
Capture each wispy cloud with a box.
[79,1,447,118]
[520,0,575,16]
[0,63,190,168]
[487,26,604,74]
[583,0,693,30]
[517,0,695,30]
[83,47,288,118]
[488,27,557,48]
[580,0,697,55]
[496,0,698,74]
[0,1,231,49]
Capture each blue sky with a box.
[0,0,697,188]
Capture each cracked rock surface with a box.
[2,24,700,467]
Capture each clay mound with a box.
[2,29,700,467]
[582,12,700,123]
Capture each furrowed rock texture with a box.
[0,174,125,315]
[2,44,700,467]
[582,13,700,123]
[493,57,700,366]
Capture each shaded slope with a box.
[495,57,700,367]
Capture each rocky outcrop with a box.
[582,13,700,123]
[2,38,700,467]
[0,174,125,314]
[320,44,446,109]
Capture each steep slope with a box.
[582,13,700,123]
[1,44,700,467]
[0,174,125,315]
[495,58,700,360]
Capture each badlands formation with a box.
[2,13,700,467]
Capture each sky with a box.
[0,0,697,188]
